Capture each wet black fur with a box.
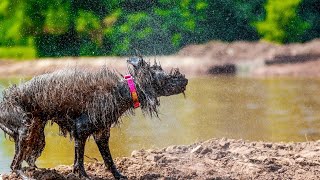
[0,57,188,179]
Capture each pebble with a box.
[191,145,203,154]
[200,147,212,154]
[264,143,273,148]
[219,141,230,149]
[131,150,142,157]
[296,169,306,174]
[166,145,176,152]
[146,154,163,162]
[295,157,305,163]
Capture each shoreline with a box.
[2,55,320,79]
[1,138,320,179]
[2,40,320,78]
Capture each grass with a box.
[0,46,36,60]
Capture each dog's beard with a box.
[182,91,186,98]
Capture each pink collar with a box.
[124,74,140,108]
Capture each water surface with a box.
[1,76,320,172]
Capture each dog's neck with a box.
[115,80,138,114]
[116,71,160,117]
[124,74,140,108]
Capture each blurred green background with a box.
[0,0,319,59]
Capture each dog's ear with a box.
[127,56,145,69]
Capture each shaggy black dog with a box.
[0,57,188,179]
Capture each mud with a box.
[2,138,320,179]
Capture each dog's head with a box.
[127,56,188,97]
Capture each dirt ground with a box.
[1,138,320,180]
[2,39,320,77]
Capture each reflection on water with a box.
[1,76,320,172]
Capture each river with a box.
[0,76,320,172]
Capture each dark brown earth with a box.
[2,138,320,180]
[2,39,320,77]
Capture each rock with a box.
[200,147,212,155]
[264,143,273,148]
[267,164,282,172]
[146,154,163,162]
[127,164,142,171]
[232,162,262,174]
[251,156,268,163]
[166,145,176,152]
[295,157,305,164]
[191,145,203,154]
[219,141,230,149]
[296,169,306,174]
[229,146,253,155]
[299,150,319,158]
[294,154,301,158]
[131,150,143,157]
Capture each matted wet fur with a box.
[0,57,188,179]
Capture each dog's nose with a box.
[183,78,188,86]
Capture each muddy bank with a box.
[2,138,320,179]
[2,39,320,78]
[178,39,320,77]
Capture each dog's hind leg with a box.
[10,125,28,170]
[94,128,127,179]
[11,140,33,180]
[25,118,47,168]
[11,117,46,170]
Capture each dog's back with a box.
[0,68,123,138]
[7,68,120,115]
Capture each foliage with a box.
[299,0,320,42]
[103,0,209,56]
[0,0,319,58]
[0,46,36,60]
[254,0,310,43]
[194,0,266,42]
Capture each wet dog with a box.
[0,57,188,179]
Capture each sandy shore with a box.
[2,138,320,179]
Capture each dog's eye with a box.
[155,76,166,86]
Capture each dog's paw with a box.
[115,174,128,180]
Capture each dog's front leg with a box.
[94,129,127,179]
[73,137,90,179]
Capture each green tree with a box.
[196,0,265,43]
[103,0,209,55]
[0,0,31,46]
[254,0,310,43]
[299,0,320,42]
[0,0,213,56]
